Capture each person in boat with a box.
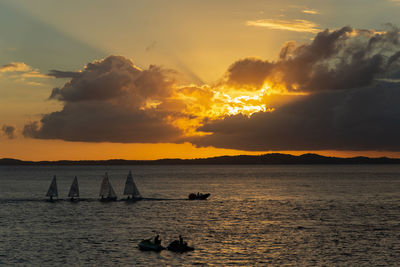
[154,235,161,245]
[179,235,187,246]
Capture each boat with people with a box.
[188,192,210,200]
[167,236,194,252]
[46,175,58,202]
[68,176,79,201]
[99,172,117,201]
[138,236,165,252]
[123,171,142,201]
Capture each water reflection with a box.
[0,165,400,265]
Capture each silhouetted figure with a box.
[167,235,193,252]
[154,235,161,245]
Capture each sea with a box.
[1,164,400,266]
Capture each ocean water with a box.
[1,164,400,266]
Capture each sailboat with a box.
[123,170,142,201]
[46,175,58,201]
[68,176,79,201]
[99,172,117,201]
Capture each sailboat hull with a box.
[100,197,117,202]
[45,199,59,203]
[121,197,143,202]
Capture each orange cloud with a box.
[246,19,320,33]
[302,9,320,15]
[0,62,51,84]
[0,62,31,72]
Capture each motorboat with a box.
[138,239,165,252]
[167,240,194,252]
[188,192,210,200]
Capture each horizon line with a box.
[1,153,400,165]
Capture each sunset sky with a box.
[2,0,400,160]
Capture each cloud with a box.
[48,70,81,78]
[0,61,50,82]
[193,82,400,151]
[48,56,175,103]
[22,71,51,79]
[226,26,400,92]
[0,62,31,72]
[302,9,320,15]
[192,25,400,151]
[225,58,274,88]
[145,41,157,52]
[2,125,16,139]
[247,19,320,33]
[22,26,400,153]
[24,55,184,143]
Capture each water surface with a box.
[1,165,400,266]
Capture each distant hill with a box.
[1,153,400,165]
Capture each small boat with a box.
[123,171,142,201]
[188,192,210,200]
[99,172,117,201]
[46,175,58,201]
[138,239,165,252]
[167,240,194,253]
[68,176,79,201]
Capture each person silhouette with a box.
[154,235,161,245]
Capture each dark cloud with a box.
[193,81,400,151]
[2,125,16,139]
[225,58,273,88]
[24,55,184,143]
[23,102,182,143]
[197,26,400,151]
[225,26,400,92]
[48,70,81,78]
[48,56,174,105]
[145,41,157,52]
[198,26,400,152]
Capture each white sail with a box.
[108,182,117,198]
[68,176,79,198]
[99,172,117,198]
[132,177,141,198]
[99,173,110,197]
[46,175,58,197]
[123,171,141,198]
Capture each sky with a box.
[2,0,400,160]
